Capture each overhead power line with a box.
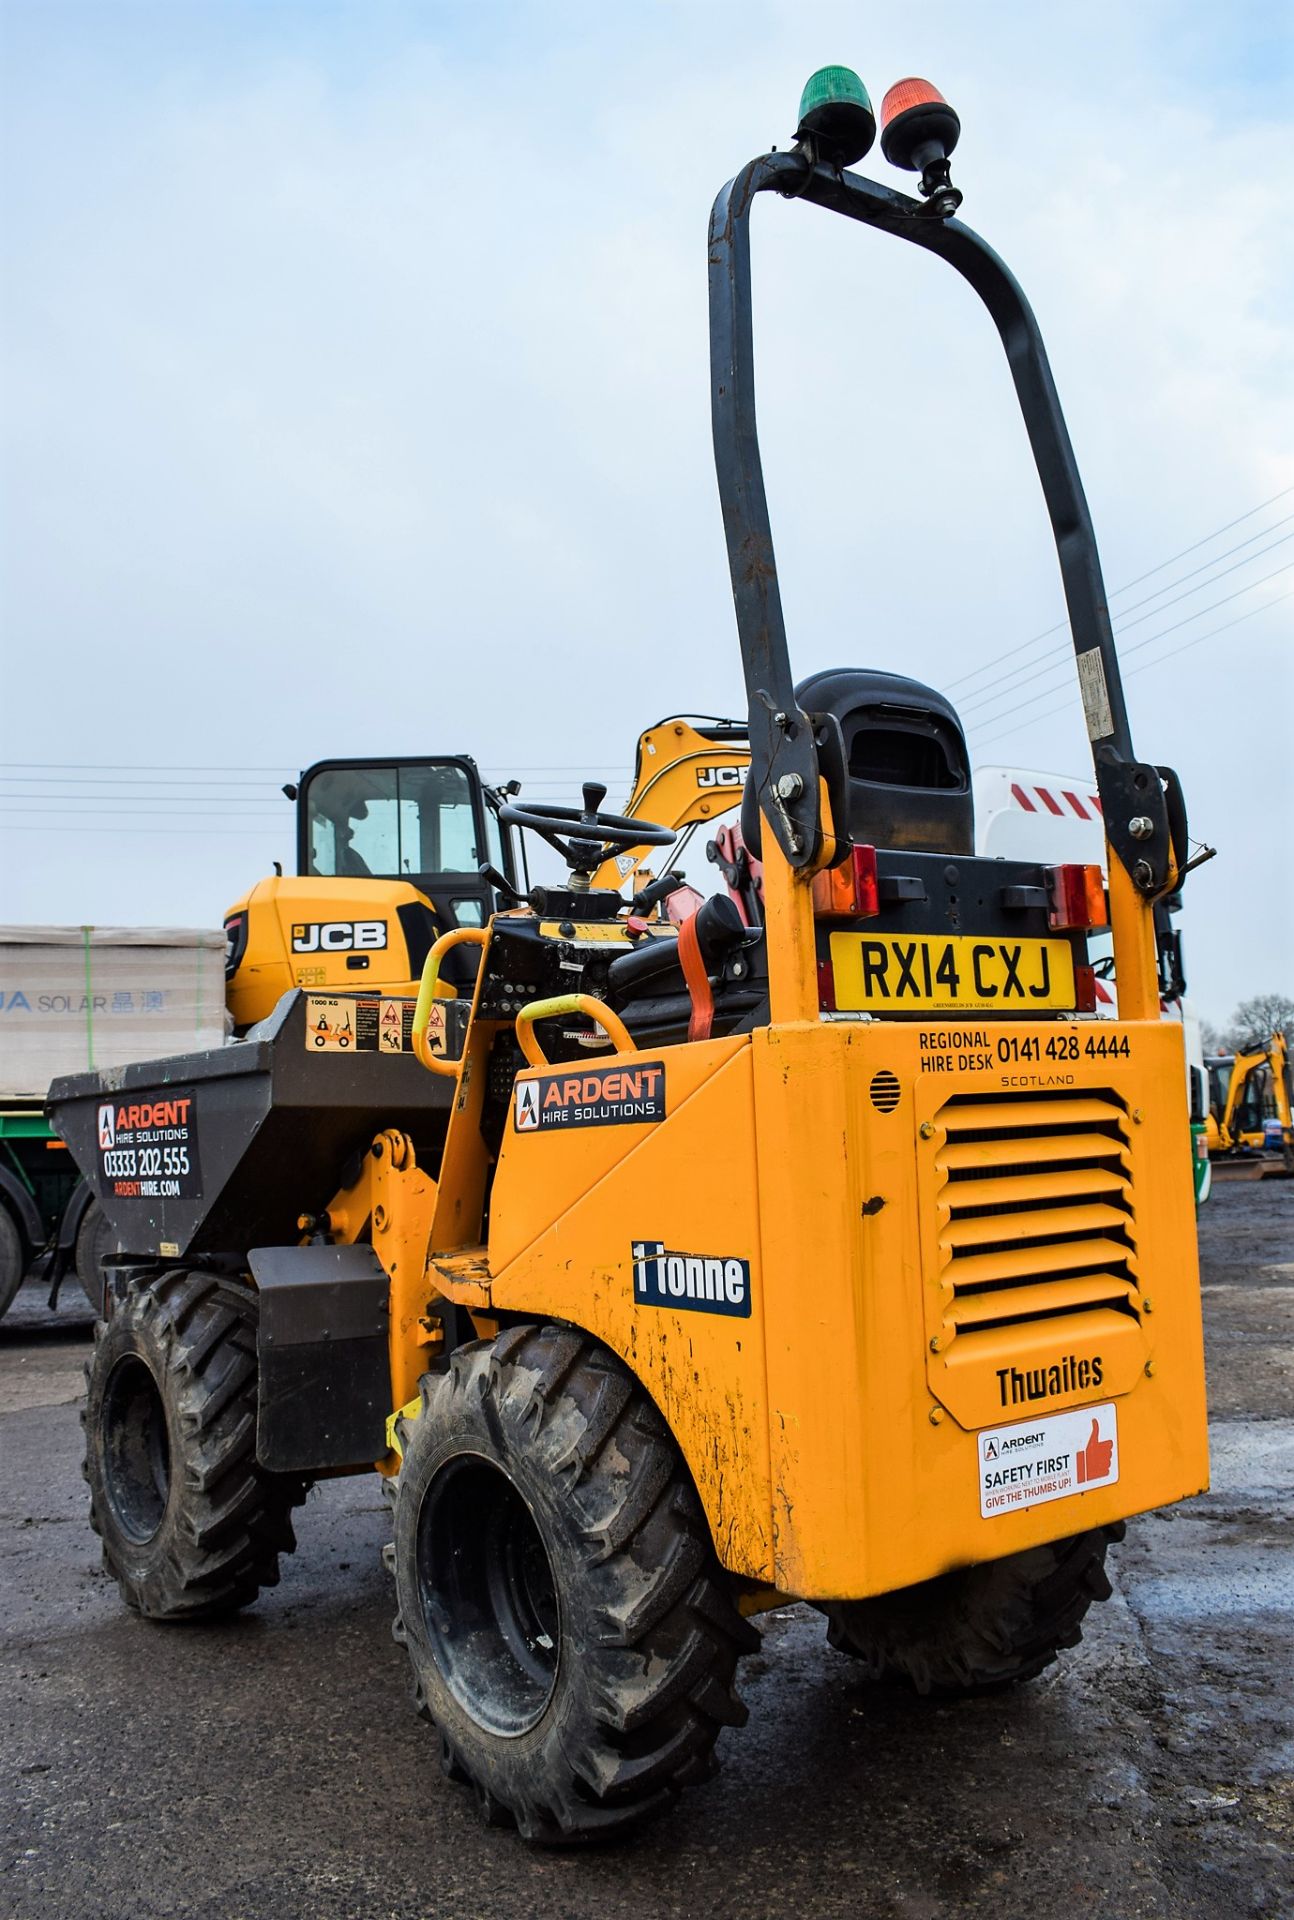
[972,589,1292,752]
[957,526,1294,721]
[945,483,1294,695]
[0,759,627,776]
[963,560,1290,737]
[0,823,288,837]
[0,761,296,774]
[0,774,293,789]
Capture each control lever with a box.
[631,869,687,918]
[479,863,525,907]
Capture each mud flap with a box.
[251,1243,390,1473]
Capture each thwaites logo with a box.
[290,920,389,954]
[514,1060,666,1132]
[997,1351,1104,1409]
[695,764,748,789]
[632,1241,752,1319]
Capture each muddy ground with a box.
[1,1179,1290,1920]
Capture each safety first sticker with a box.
[978,1402,1119,1518]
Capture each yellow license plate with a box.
[829,932,1076,1012]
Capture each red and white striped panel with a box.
[1008,779,1102,820]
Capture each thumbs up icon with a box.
[1075,1416,1114,1485]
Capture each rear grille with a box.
[933,1089,1140,1341]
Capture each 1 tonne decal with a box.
[631,1241,752,1319]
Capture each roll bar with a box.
[708,151,1180,898]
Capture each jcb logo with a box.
[290,920,389,955]
[696,765,747,790]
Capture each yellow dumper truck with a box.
[49,66,1207,1843]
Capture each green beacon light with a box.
[795,66,877,169]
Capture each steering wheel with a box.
[499,782,673,873]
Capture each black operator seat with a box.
[608,669,973,1046]
[741,668,973,858]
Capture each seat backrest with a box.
[742,668,973,856]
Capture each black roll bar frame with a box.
[708,151,1177,894]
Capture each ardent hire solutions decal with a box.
[632,1242,752,1319]
[97,1091,202,1200]
[514,1061,666,1132]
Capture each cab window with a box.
[304,764,480,879]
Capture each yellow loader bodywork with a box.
[225,874,432,1028]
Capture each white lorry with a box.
[974,767,1210,1203]
[0,926,226,1317]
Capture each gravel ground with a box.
[1,1179,1290,1920]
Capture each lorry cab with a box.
[224,756,521,1029]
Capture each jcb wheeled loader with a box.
[49,67,1208,1844]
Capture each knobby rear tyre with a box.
[83,1269,309,1620]
[390,1324,758,1843]
[821,1524,1124,1696]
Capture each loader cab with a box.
[1207,1052,1270,1151]
[224,756,521,1030]
[297,757,517,932]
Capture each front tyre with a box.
[391,1325,757,1842]
[820,1525,1123,1696]
[83,1270,308,1619]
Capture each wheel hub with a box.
[101,1354,172,1543]
[416,1454,559,1737]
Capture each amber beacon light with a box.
[880,77,963,216]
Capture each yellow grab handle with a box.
[514,994,636,1070]
[412,926,488,1075]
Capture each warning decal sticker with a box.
[304,994,417,1054]
[513,1060,666,1132]
[97,1090,202,1201]
[379,996,418,1054]
[978,1402,1119,1518]
[1076,647,1115,742]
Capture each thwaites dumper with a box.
[50,68,1208,1844]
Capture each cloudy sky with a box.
[1,0,1290,1026]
